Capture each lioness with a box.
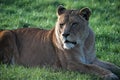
[0,6,120,80]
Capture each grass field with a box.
[0,0,120,80]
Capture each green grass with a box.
[0,0,120,80]
[0,65,100,80]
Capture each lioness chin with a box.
[0,5,120,80]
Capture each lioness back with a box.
[0,28,60,67]
[15,28,60,67]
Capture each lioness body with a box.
[0,6,120,80]
[0,27,95,67]
[11,28,57,67]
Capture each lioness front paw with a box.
[104,73,119,80]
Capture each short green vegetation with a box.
[0,0,120,80]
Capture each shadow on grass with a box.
[0,0,64,8]
[0,0,15,5]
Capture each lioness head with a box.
[55,5,91,49]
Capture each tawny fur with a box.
[0,6,120,80]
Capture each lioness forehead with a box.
[66,10,78,14]
[63,10,79,17]
[59,10,84,23]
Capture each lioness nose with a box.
[62,33,70,37]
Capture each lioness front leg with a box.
[93,59,120,78]
[67,61,119,80]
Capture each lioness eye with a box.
[60,23,64,28]
[72,22,78,27]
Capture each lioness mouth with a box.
[65,40,77,45]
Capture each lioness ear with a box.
[79,8,91,21]
[57,5,66,15]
